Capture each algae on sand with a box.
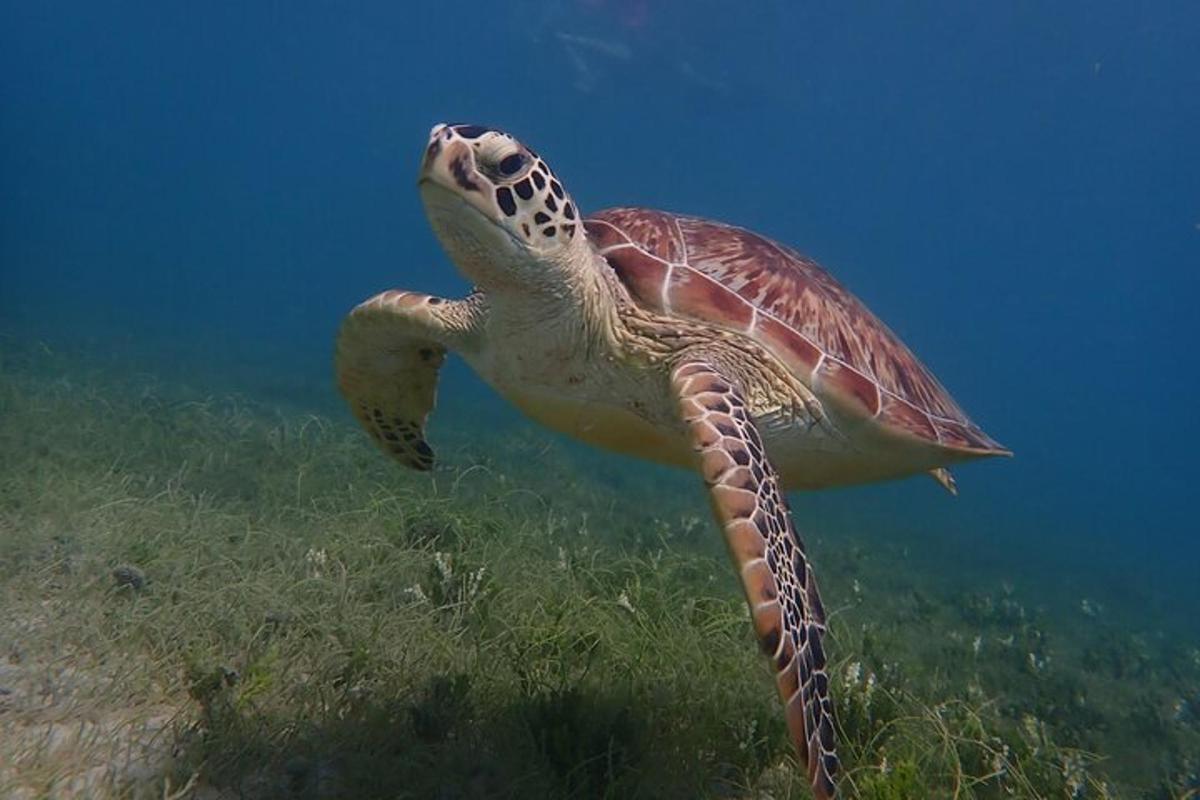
[0,341,1197,798]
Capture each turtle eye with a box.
[497,152,527,177]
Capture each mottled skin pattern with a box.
[336,123,1010,800]
[673,359,837,798]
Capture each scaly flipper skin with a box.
[335,290,454,470]
[672,358,839,800]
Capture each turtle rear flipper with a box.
[335,291,455,470]
[929,467,958,496]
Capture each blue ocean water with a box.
[3,0,1197,653]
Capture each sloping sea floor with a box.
[1,334,1197,799]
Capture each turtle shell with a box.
[585,207,1007,455]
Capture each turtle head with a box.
[419,123,586,291]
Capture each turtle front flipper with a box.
[336,290,479,471]
[671,359,838,800]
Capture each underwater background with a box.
[3,2,1199,798]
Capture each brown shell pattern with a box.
[586,207,1006,453]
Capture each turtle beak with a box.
[420,123,451,178]
[423,123,450,166]
[419,127,485,200]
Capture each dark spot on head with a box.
[543,226,556,237]
[418,347,434,362]
[496,187,516,216]
[513,178,533,200]
[449,156,479,192]
[531,170,546,190]
[534,211,551,224]
[498,153,526,176]
[427,296,443,305]
[563,224,576,238]
[563,202,575,220]
[545,195,558,212]
[454,124,489,139]
[550,179,564,199]
[521,222,530,237]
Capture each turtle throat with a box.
[423,185,587,300]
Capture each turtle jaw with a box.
[420,178,531,290]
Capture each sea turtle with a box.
[336,123,1009,798]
